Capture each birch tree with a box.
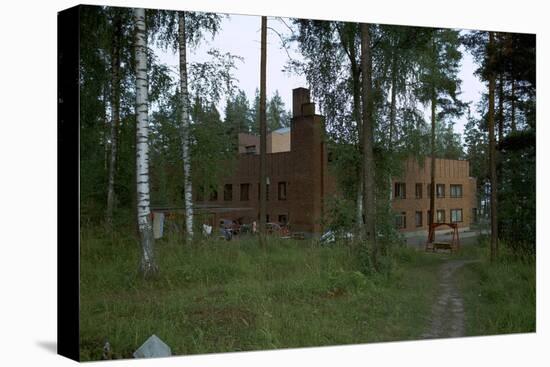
[149,10,227,243]
[133,8,158,277]
[178,11,194,241]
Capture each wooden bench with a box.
[426,241,457,253]
[425,223,461,253]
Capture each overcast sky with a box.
[154,14,485,137]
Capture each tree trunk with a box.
[429,89,436,239]
[497,72,504,144]
[488,31,498,262]
[134,8,158,278]
[347,30,364,232]
[511,78,516,132]
[106,12,122,228]
[388,52,397,205]
[352,68,364,230]
[360,23,377,265]
[429,36,436,240]
[388,52,397,150]
[178,12,194,242]
[259,16,267,247]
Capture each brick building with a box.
[194,88,476,236]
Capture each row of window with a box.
[197,182,288,202]
[394,208,464,229]
[394,183,463,200]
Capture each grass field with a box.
[456,242,536,336]
[79,229,535,360]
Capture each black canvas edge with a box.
[58,4,81,362]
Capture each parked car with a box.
[219,219,240,235]
[319,230,354,245]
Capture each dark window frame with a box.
[258,183,270,201]
[415,211,423,227]
[450,184,463,198]
[240,183,250,201]
[224,184,233,201]
[394,182,406,199]
[395,212,407,229]
[451,208,463,223]
[436,184,445,198]
[436,209,446,223]
[278,181,287,201]
[415,183,423,199]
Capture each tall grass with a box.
[80,228,441,360]
[456,239,536,336]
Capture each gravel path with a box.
[421,259,479,339]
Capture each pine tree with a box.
[259,16,268,247]
[416,28,465,234]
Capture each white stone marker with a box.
[133,334,171,359]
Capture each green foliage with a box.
[190,98,237,198]
[149,10,224,51]
[462,30,536,255]
[321,196,356,233]
[457,241,535,335]
[250,89,292,134]
[266,90,292,131]
[188,49,243,106]
[225,89,254,136]
[498,130,536,253]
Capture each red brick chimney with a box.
[289,88,324,234]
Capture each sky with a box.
[154,14,485,137]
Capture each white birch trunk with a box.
[178,12,194,241]
[134,8,157,277]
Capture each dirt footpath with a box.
[421,259,479,339]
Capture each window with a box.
[209,187,218,201]
[278,182,287,200]
[240,183,250,201]
[436,184,445,198]
[415,211,423,227]
[395,212,406,229]
[451,209,463,223]
[415,183,423,199]
[245,145,256,154]
[266,184,270,201]
[394,182,406,199]
[266,214,270,223]
[450,184,463,198]
[436,209,446,223]
[224,184,233,201]
[258,183,270,201]
[278,214,288,225]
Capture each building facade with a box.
[194,88,476,236]
[391,157,477,234]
